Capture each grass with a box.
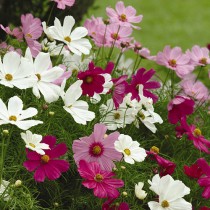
[87,0,210,54]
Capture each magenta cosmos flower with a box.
[106,1,143,29]
[78,160,124,198]
[156,45,194,78]
[197,158,210,199]
[200,207,210,210]
[23,136,69,182]
[168,95,194,124]
[53,0,75,10]
[21,14,43,57]
[184,162,203,179]
[102,198,130,210]
[72,123,122,171]
[175,117,210,154]
[128,68,161,102]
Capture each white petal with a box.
[63,16,75,37]
[0,98,9,119]
[148,201,162,210]
[15,120,43,130]
[19,108,38,120]
[34,52,51,74]
[8,96,23,116]
[12,77,36,89]
[71,27,88,40]
[41,67,64,82]
[3,51,20,74]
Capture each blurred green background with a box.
[87,0,210,54]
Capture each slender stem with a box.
[159,69,170,96]
[132,54,139,74]
[0,135,5,185]
[136,56,142,70]
[101,25,107,60]
[171,70,175,98]
[47,2,56,26]
[195,66,203,82]
[55,44,65,65]
[113,50,123,74]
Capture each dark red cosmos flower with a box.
[23,136,69,182]
[200,206,210,210]
[127,68,160,103]
[168,95,194,124]
[184,162,203,179]
[102,198,130,210]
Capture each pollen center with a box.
[94,174,103,182]
[161,200,169,208]
[41,155,50,163]
[64,36,71,43]
[168,59,177,67]
[111,33,119,40]
[114,112,121,120]
[92,145,102,155]
[29,143,36,148]
[5,74,13,81]
[199,58,207,65]
[9,115,17,121]
[85,76,93,83]
[119,14,127,22]
[26,33,32,38]
[193,128,202,137]
[150,146,159,154]
[138,111,145,120]
[124,148,131,156]
[36,74,41,81]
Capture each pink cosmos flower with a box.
[0,25,23,41]
[0,42,22,55]
[136,47,156,60]
[23,136,69,182]
[21,14,43,57]
[72,123,122,171]
[127,68,161,102]
[197,158,210,199]
[106,1,143,29]
[78,160,124,198]
[102,198,130,210]
[184,162,203,179]
[186,45,210,66]
[53,0,75,10]
[105,24,133,48]
[111,75,128,109]
[167,95,195,124]
[147,150,176,176]
[77,62,106,97]
[180,78,209,102]
[156,45,194,78]
[175,117,210,154]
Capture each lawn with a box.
[87,0,210,54]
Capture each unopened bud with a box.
[49,111,55,116]
[15,180,22,187]
[122,191,127,196]
[2,130,9,135]
[121,166,126,170]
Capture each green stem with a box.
[171,70,175,98]
[195,66,203,82]
[136,56,142,69]
[132,54,139,74]
[0,135,5,185]
[113,50,123,74]
[55,44,65,65]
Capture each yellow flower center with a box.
[9,115,17,121]
[120,14,127,22]
[41,155,50,163]
[168,59,177,67]
[114,112,121,120]
[150,146,160,154]
[199,58,207,65]
[36,74,41,81]
[5,74,13,81]
[94,173,103,182]
[29,143,36,148]
[124,148,131,156]
[92,145,102,155]
[111,33,119,40]
[161,200,169,208]
[193,128,202,137]
[26,33,32,38]
[138,111,145,120]
[64,36,71,43]
[85,76,93,83]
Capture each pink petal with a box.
[23,160,40,171]
[34,165,46,182]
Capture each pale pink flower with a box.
[0,25,23,41]
[105,24,132,48]
[106,1,143,29]
[53,0,75,10]
[186,45,210,66]
[21,14,43,57]
[0,42,22,55]
[156,45,194,78]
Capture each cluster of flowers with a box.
[0,0,210,210]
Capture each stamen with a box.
[29,143,36,148]
[94,174,103,182]
[9,115,17,121]
[199,58,207,65]
[150,146,159,154]
[119,14,127,22]
[161,200,169,208]
[64,36,71,43]
[111,33,119,40]
[36,74,41,81]
[41,155,50,163]
[85,76,93,83]
[124,148,131,156]
[92,145,102,155]
[114,112,121,120]
[5,74,13,81]
[193,128,202,137]
[168,59,177,67]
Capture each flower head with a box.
[23,136,70,182]
[53,0,75,10]
[135,182,147,200]
[0,180,10,201]
[184,162,203,179]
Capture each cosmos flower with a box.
[53,0,75,10]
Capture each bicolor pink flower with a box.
[102,198,130,210]
[23,136,69,182]
[53,0,75,10]
[168,95,194,124]
[106,1,143,29]
[197,158,210,199]
[21,14,43,57]
[180,78,209,102]
[0,25,23,41]
[175,117,210,154]
[111,75,128,109]
[156,45,194,78]
[147,150,176,176]
[184,162,203,179]
[77,62,106,97]
[105,24,132,48]
[186,45,210,66]
[128,68,161,102]
[72,123,122,171]
[78,160,124,198]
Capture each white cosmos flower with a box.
[0,51,36,89]
[148,174,192,210]
[114,134,147,164]
[24,48,64,103]
[0,180,10,201]
[0,96,43,130]
[21,130,50,155]
[62,80,95,125]
[48,16,92,56]
[135,182,147,200]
